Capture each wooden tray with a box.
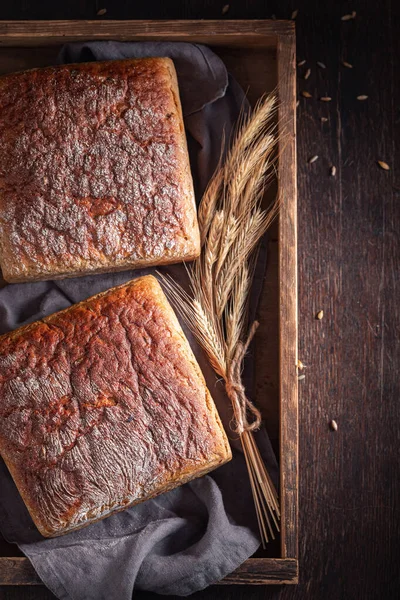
[0,20,298,586]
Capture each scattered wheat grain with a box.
[341,12,356,21]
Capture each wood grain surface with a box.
[0,18,293,46]
[1,1,400,600]
[0,558,299,587]
[276,31,298,563]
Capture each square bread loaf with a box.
[0,58,200,282]
[0,276,231,537]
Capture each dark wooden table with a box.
[1,1,399,599]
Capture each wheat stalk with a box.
[203,210,224,308]
[216,209,270,316]
[198,130,227,244]
[198,169,224,245]
[228,94,277,165]
[225,262,249,359]
[160,93,281,547]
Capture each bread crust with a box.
[0,58,200,282]
[0,276,231,537]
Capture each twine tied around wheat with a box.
[225,321,261,434]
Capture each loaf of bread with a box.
[0,58,200,282]
[0,276,231,537]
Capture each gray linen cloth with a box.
[0,42,278,599]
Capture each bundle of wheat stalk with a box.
[162,94,281,547]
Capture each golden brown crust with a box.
[0,58,200,283]
[0,276,230,537]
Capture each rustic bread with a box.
[0,276,231,537]
[0,58,200,282]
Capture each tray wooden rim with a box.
[0,557,298,586]
[0,19,294,46]
[0,19,298,587]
